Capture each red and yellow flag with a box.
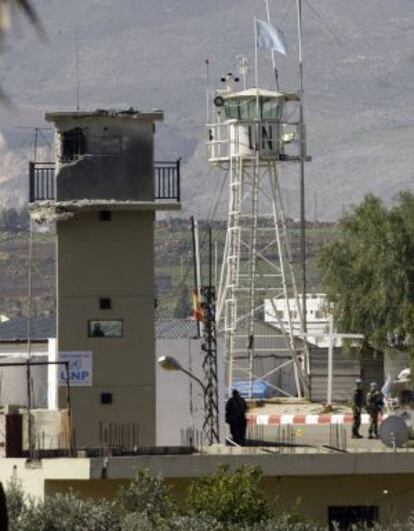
[192,288,203,322]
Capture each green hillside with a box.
[0,217,335,320]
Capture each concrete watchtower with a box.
[29,108,181,448]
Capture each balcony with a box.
[29,160,181,203]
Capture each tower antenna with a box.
[295,0,307,336]
[205,59,210,124]
[75,29,81,111]
[236,56,250,90]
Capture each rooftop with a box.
[44,108,164,122]
[224,88,299,100]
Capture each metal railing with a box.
[156,160,181,201]
[29,162,55,202]
[29,159,181,202]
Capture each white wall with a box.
[156,338,225,446]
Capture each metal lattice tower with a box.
[207,77,309,399]
[201,286,219,444]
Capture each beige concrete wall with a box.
[259,474,413,527]
[0,458,91,500]
[53,116,155,202]
[43,474,414,527]
[57,210,156,447]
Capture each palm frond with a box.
[0,0,45,40]
[0,0,45,104]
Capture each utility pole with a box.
[201,227,219,444]
[191,216,201,337]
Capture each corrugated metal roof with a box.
[0,317,199,342]
[155,319,199,339]
[0,317,56,342]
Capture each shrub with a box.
[242,514,322,530]
[186,465,271,527]
[116,470,177,526]
[17,492,119,531]
[5,477,25,531]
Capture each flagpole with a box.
[264,0,279,90]
[254,17,260,122]
[296,0,307,338]
[254,17,259,89]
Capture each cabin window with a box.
[224,98,242,119]
[60,127,87,162]
[261,98,279,119]
[224,96,280,121]
[281,101,300,123]
[88,320,123,338]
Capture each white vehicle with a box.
[380,369,413,447]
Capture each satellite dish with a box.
[379,415,409,448]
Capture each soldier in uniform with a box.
[352,378,365,438]
[366,382,383,439]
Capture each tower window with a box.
[61,127,87,162]
[100,298,112,310]
[99,210,111,221]
[88,320,123,338]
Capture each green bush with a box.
[186,465,271,527]
[14,492,119,531]
[6,477,25,531]
[242,515,322,530]
[116,470,177,526]
[120,512,159,531]
[121,513,223,531]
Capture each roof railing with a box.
[29,159,181,203]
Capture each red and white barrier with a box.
[247,413,372,426]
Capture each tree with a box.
[319,193,414,355]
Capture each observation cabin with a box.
[207,80,306,166]
[29,108,181,210]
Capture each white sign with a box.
[58,351,93,387]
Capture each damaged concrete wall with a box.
[53,116,154,202]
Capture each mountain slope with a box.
[0,0,413,219]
